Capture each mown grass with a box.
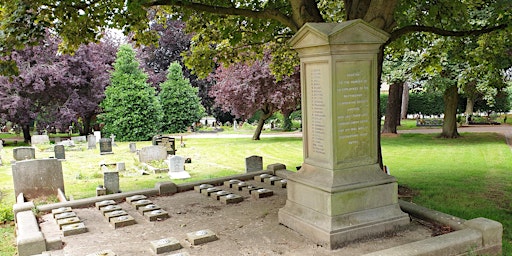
[0,131,511,254]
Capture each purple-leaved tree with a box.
[209,54,300,140]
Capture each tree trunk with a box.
[400,82,409,120]
[282,110,293,131]
[80,115,92,136]
[22,124,31,143]
[252,105,274,140]
[465,97,475,125]
[441,84,459,138]
[382,81,403,133]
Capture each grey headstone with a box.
[168,155,190,179]
[129,142,137,153]
[31,135,50,145]
[139,146,167,163]
[110,134,117,146]
[71,136,87,143]
[87,135,96,149]
[12,158,64,200]
[13,147,36,161]
[54,145,65,160]
[104,171,119,194]
[99,138,113,155]
[245,155,263,173]
[116,162,125,171]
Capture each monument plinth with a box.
[278,20,409,249]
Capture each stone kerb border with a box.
[22,163,502,256]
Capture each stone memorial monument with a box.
[94,131,101,143]
[54,145,65,160]
[13,147,36,161]
[168,155,191,179]
[245,155,263,173]
[278,20,409,249]
[87,135,96,149]
[129,142,137,153]
[139,146,168,163]
[104,171,119,194]
[31,135,50,145]
[99,138,113,155]
[12,158,65,200]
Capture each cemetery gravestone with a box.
[87,135,96,149]
[31,135,50,145]
[12,158,64,200]
[152,135,176,155]
[278,20,409,249]
[104,171,119,194]
[71,136,87,143]
[93,131,101,143]
[13,147,36,161]
[168,155,191,179]
[129,143,137,153]
[54,145,65,160]
[245,155,263,173]
[99,138,113,155]
[110,134,117,146]
[138,146,167,163]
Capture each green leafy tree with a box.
[100,44,162,141]
[158,62,204,133]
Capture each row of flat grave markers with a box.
[254,174,287,188]
[125,195,170,221]
[51,207,87,237]
[95,200,136,229]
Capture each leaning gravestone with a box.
[87,135,96,149]
[31,135,50,145]
[54,145,65,160]
[99,138,113,155]
[245,155,263,173]
[278,20,409,249]
[168,155,190,179]
[139,146,167,163]
[12,158,64,200]
[13,147,36,161]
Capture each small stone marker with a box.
[150,237,182,254]
[71,136,87,143]
[139,145,167,163]
[251,188,274,199]
[93,131,101,143]
[223,179,242,188]
[104,171,119,194]
[265,176,282,185]
[99,138,113,155]
[255,173,272,182]
[186,229,218,246]
[245,155,263,173]
[100,204,123,215]
[138,204,160,214]
[54,211,77,220]
[61,222,87,236]
[87,135,96,149]
[220,194,243,204]
[86,249,116,256]
[110,134,117,146]
[233,182,249,191]
[279,179,288,188]
[168,155,191,179]
[194,184,213,193]
[96,185,107,196]
[201,187,221,196]
[57,217,81,229]
[31,135,50,145]
[116,162,125,172]
[242,185,262,194]
[13,147,36,161]
[51,207,72,217]
[126,194,147,203]
[110,215,136,228]
[54,145,65,160]
[95,199,116,209]
[132,199,152,209]
[129,142,137,153]
[144,209,169,221]
[104,210,129,221]
[210,190,230,200]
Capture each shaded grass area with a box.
[382,132,512,254]
[0,132,511,254]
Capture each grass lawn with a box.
[0,131,511,254]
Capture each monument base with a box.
[278,163,410,249]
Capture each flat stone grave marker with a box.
[95,200,116,209]
[100,204,123,215]
[132,199,152,210]
[52,207,72,217]
[87,135,96,149]
[251,188,274,199]
[57,217,81,229]
[144,209,169,221]
[31,135,50,145]
[279,179,288,188]
[194,184,213,193]
[110,215,136,228]
[201,187,221,196]
[233,182,249,191]
[54,211,77,220]
[126,194,147,203]
[71,136,87,143]
[243,185,262,194]
[138,204,160,214]
[168,155,191,179]
[245,155,263,173]
[13,147,35,161]
[210,190,231,200]
[150,237,182,254]
[223,179,242,188]
[220,194,244,204]
[54,145,65,160]
[139,145,167,163]
[61,222,87,236]
[99,138,113,155]
[265,176,282,185]
[255,173,272,182]
[104,210,129,221]
[186,229,218,246]
[86,250,117,256]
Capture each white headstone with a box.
[168,155,190,179]
[31,135,50,145]
[110,134,117,146]
[94,131,101,143]
[139,146,168,163]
